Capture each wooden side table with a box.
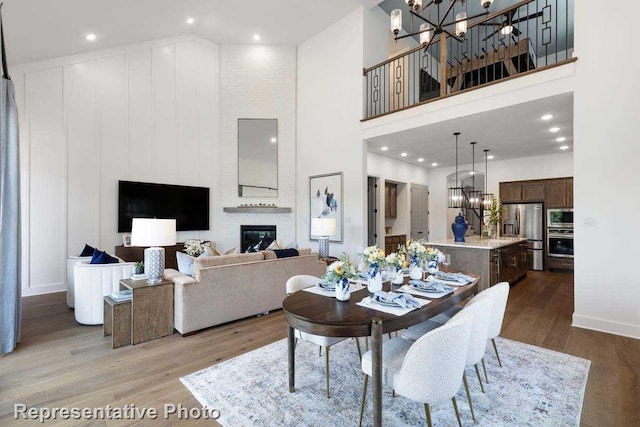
[103,296,132,349]
[119,278,174,345]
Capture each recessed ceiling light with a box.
[541,114,554,120]
[556,137,566,142]
[431,162,438,167]
[487,155,494,160]
[400,152,408,157]
[270,137,276,143]
[549,127,560,133]
[186,17,195,25]
[85,33,96,41]
[253,34,261,41]
[381,146,388,151]
[418,158,424,162]
[559,145,569,150]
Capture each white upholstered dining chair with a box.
[402,294,494,422]
[285,275,362,398]
[358,313,473,427]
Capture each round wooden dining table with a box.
[283,277,479,427]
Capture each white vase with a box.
[367,270,383,293]
[409,265,423,280]
[392,267,404,285]
[335,278,351,301]
[427,259,439,274]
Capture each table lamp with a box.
[131,218,177,283]
[311,217,336,259]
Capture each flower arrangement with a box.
[323,253,358,283]
[402,240,427,264]
[358,245,386,266]
[425,246,445,263]
[384,252,403,269]
[184,240,212,257]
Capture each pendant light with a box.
[468,142,482,208]
[481,149,495,208]
[448,132,464,208]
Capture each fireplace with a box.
[240,225,276,252]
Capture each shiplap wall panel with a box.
[153,45,178,184]
[127,50,154,182]
[98,55,128,253]
[13,37,221,295]
[26,68,66,289]
[177,41,199,186]
[64,60,99,255]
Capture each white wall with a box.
[367,152,429,243]
[297,8,367,259]
[573,2,640,338]
[428,152,573,240]
[13,35,219,296]
[217,45,297,251]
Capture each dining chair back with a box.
[286,275,321,295]
[481,282,510,367]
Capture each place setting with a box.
[302,279,365,297]
[356,290,430,316]
[427,270,475,287]
[397,279,455,299]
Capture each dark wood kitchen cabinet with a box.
[499,182,522,203]
[546,178,573,208]
[385,234,406,255]
[522,181,546,201]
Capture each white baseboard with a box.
[22,283,66,297]
[572,313,640,340]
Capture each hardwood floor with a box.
[1,271,638,426]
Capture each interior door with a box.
[367,177,378,246]
[410,184,429,241]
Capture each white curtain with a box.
[0,5,21,356]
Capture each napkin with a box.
[431,271,473,284]
[372,291,420,309]
[317,281,336,291]
[408,280,454,293]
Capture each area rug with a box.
[181,337,590,426]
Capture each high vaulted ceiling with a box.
[2,0,374,65]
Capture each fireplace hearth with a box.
[240,225,276,253]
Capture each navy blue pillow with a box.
[79,244,96,257]
[273,248,299,259]
[90,250,120,265]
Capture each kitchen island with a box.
[427,237,528,291]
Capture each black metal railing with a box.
[363,0,573,120]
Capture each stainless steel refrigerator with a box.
[501,203,544,270]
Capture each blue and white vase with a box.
[392,266,404,285]
[427,259,439,274]
[335,277,351,301]
[409,257,423,280]
[367,263,383,293]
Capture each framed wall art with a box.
[309,172,343,243]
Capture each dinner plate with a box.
[318,282,335,291]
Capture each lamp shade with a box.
[130,218,177,247]
[311,217,336,237]
[390,9,402,34]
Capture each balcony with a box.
[363,0,574,121]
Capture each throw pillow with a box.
[246,240,262,253]
[266,240,284,250]
[209,245,221,256]
[79,244,96,257]
[224,247,239,255]
[176,248,212,276]
[273,248,299,259]
[89,249,120,265]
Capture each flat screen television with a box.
[118,181,210,232]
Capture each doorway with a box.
[411,184,429,241]
[367,177,379,246]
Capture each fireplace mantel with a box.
[223,207,291,214]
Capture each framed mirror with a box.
[238,118,278,197]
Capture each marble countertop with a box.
[426,236,527,250]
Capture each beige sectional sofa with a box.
[164,249,327,335]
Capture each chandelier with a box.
[390,0,494,49]
[448,132,464,208]
[468,141,482,208]
[481,149,495,208]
